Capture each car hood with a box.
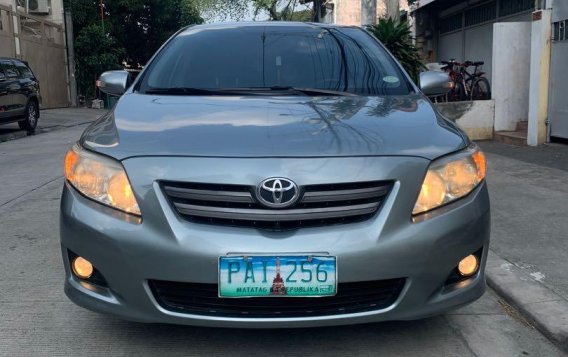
[81,93,468,161]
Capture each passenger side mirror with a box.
[97,70,130,96]
[419,71,453,97]
[0,72,6,82]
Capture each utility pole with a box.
[99,0,105,32]
[64,10,77,107]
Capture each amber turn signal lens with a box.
[458,255,479,277]
[64,148,79,181]
[472,150,487,181]
[72,257,94,279]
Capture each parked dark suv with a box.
[0,57,41,131]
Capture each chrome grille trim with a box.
[302,186,390,203]
[164,186,254,203]
[162,180,392,230]
[173,202,379,221]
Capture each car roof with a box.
[179,21,360,34]
[0,57,24,63]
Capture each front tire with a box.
[18,100,39,132]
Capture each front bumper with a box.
[60,156,490,328]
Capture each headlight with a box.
[64,144,141,216]
[413,146,486,215]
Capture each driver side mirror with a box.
[419,71,453,97]
[97,70,130,96]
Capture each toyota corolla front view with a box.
[60,22,490,328]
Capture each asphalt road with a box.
[0,112,564,356]
[479,142,568,302]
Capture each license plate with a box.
[218,255,337,298]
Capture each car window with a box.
[14,61,34,79]
[139,26,412,96]
[0,60,19,79]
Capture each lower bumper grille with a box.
[149,279,406,318]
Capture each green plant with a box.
[75,24,124,99]
[65,0,203,98]
[367,18,422,83]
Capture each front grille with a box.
[162,180,392,230]
[149,279,406,318]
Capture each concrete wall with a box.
[335,0,362,26]
[492,21,531,131]
[0,5,15,57]
[334,0,410,26]
[435,100,495,140]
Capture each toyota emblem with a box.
[256,178,299,208]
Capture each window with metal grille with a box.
[465,1,497,27]
[439,13,462,34]
[554,20,567,42]
[499,0,535,17]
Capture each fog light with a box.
[72,257,94,279]
[458,255,479,277]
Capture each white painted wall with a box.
[435,100,495,140]
[492,21,531,131]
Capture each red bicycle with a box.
[441,60,491,101]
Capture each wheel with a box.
[448,80,466,102]
[18,100,39,132]
[471,77,491,100]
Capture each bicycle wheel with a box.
[448,80,465,102]
[471,77,491,100]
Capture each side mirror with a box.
[97,70,130,96]
[0,72,6,82]
[419,71,452,97]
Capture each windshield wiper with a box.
[265,86,357,97]
[144,87,239,95]
[144,86,357,97]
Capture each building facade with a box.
[0,0,69,108]
[323,0,410,26]
[412,0,568,143]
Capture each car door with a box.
[13,60,37,110]
[0,67,10,121]
[0,60,22,120]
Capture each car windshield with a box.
[137,25,413,96]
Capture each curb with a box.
[486,250,568,352]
